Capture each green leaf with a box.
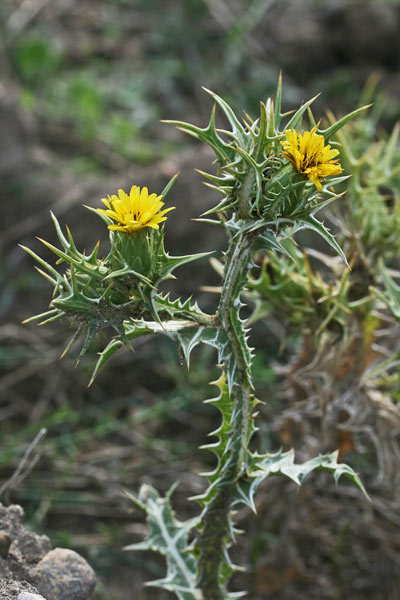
[193,374,258,508]
[163,104,234,165]
[202,88,249,149]
[161,171,180,198]
[234,449,369,511]
[320,104,371,140]
[273,71,283,127]
[157,250,213,281]
[296,215,348,266]
[88,338,125,386]
[37,237,104,279]
[19,244,63,282]
[253,230,293,257]
[285,94,319,131]
[89,319,202,384]
[156,293,210,321]
[124,485,201,600]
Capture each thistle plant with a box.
[247,78,400,491]
[23,77,372,599]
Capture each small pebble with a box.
[18,594,46,600]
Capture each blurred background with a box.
[1,1,400,598]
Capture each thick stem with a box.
[196,488,233,600]
[218,232,254,474]
[238,172,255,219]
[196,230,254,598]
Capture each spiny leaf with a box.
[163,104,234,165]
[167,324,238,392]
[273,71,283,127]
[156,293,209,321]
[89,338,125,386]
[285,94,320,131]
[173,326,207,367]
[234,449,369,511]
[123,485,201,600]
[89,319,190,383]
[296,215,349,266]
[103,263,153,285]
[193,373,259,508]
[320,104,371,140]
[22,308,61,325]
[202,87,249,149]
[161,171,180,197]
[157,249,213,280]
[19,244,63,281]
[253,230,294,257]
[37,237,104,279]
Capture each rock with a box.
[0,578,41,600]
[0,504,51,582]
[33,548,96,600]
[0,530,12,558]
[0,504,97,599]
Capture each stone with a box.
[33,548,96,600]
[0,504,97,599]
[0,504,51,582]
[0,530,12,558]
[0,578,41,600]
[0,504,51,566]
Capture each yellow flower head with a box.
[280,127,342,191]
[97,186,175,234]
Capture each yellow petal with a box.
[95,185,174,234]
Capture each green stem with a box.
[196,230,255,599]
[218,232,254,473]
[238,172,255,219]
